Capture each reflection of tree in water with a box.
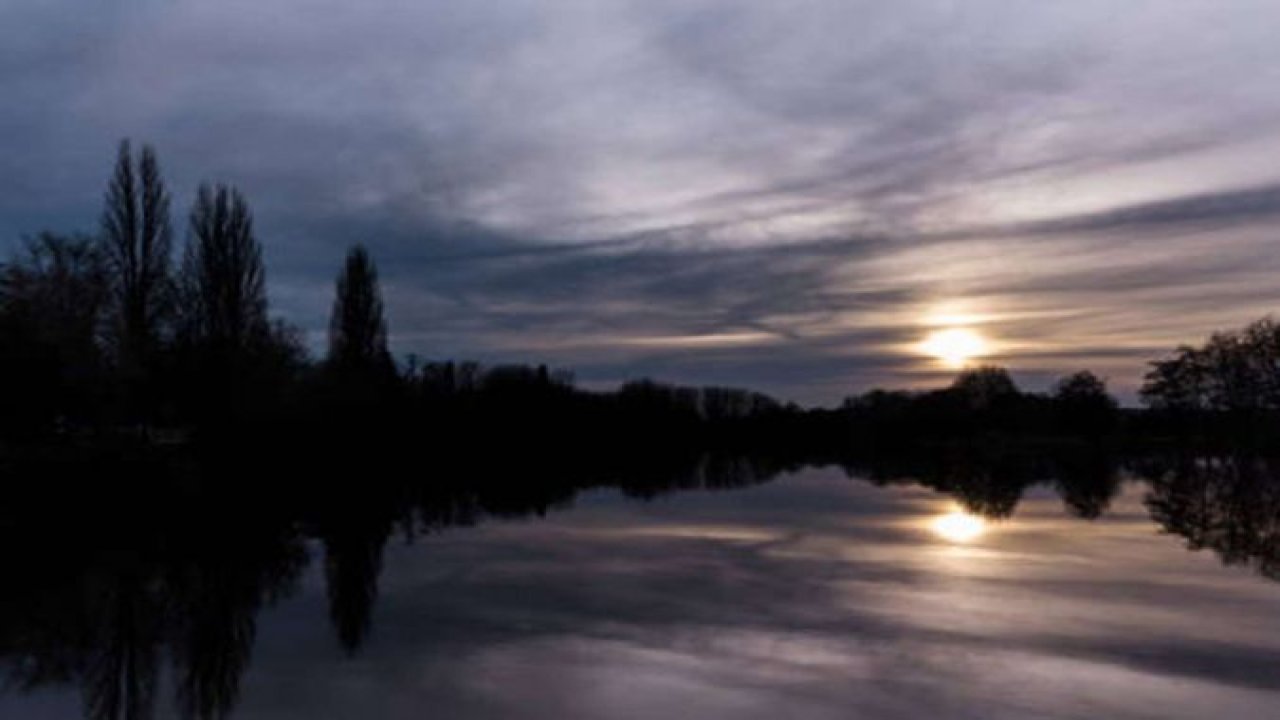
[0,453,308,720]
[82,562,164,720]
[849,445,1120,521]
[8,442,1280,720]
[70,521,306,720]
[938,453,1036,520]
[167,524,306,719]
[859,446,1280,585]
[322,518,390,656]
[1054,449,1123,520]
[1138,454,1280,581]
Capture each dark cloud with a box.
[1022,182,1280,236]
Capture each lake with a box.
[3,457,1279,719]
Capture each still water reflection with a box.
[3,454,1280,719]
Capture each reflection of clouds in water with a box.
[453,633,1280,720]
[189,466,1280,720]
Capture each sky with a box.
[4,0,1280,404]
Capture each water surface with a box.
[3,461,1280,719]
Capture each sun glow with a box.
[931,508,987,543]
[921,327,989,368]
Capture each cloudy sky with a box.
[4,0,1280,403]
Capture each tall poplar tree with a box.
[101,139,172,375]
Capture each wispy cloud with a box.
[3,0,1280,402]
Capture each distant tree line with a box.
[1,139,1276,452]
[839,366,1120,446]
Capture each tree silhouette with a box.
[1142,317,1280,415]
[82,566,165,720]
[1140,317,1280,441]
[1139,453,1280,581]
[179,184,267,356]
[101,140,172,383]
[168,525,306,720]
[326,245,392,379]
[175,184,273,420]
[1052,370,1118,436]
[950,365,1019,409]
[0,233,109,433]
[322,525,387,655]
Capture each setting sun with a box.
[931,509,987,543]
[921,327,989,368]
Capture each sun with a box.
[931,508,986,543]
[921,327,989,368]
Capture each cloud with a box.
[4,0,1280,402]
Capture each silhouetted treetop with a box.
[1142,316,1280,415]
[950,365,1020,409]
[179,184,268,356]
[101,139,172,374]
[0,233,110,433]
[1052,370,1118,435]
[1054,371,1112,404]
[327,245,392,378]
[0,233,108,355]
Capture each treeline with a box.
[2,139,1277,452]
[0,140,808,450]
[838,319,1280,448]
[840,366,1120,445]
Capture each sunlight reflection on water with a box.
[5,466,1280,720]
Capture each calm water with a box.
[4,462,1280,719]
